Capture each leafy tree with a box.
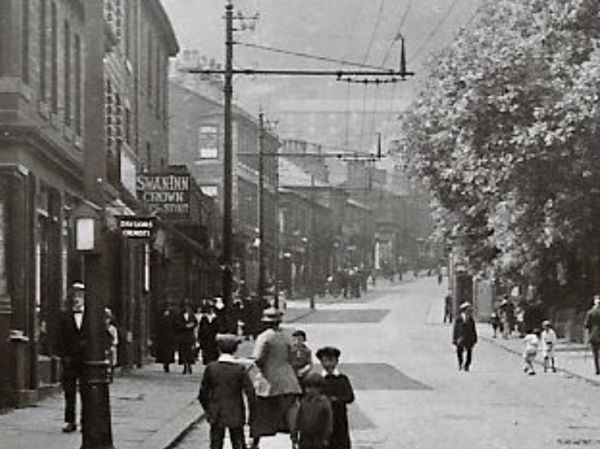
[399,0,600,291]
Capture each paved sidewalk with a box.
[0,303,322,449]
[478,324,600,386]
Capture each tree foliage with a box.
[399,0,600,283]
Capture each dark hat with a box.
[216,334,242,353]
[291,329,306,339]
[303,372,325,388]
[316,346,341,360]
[261,307,283,323]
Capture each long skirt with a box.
[178,342,196,365]
[250,394,298,438]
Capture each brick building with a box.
[0,0,178,407]
[169,74,279,293]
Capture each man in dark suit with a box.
[55,282,87,433]
[452,301,478,372]
[198,334,255,449]
[584,296,600,375]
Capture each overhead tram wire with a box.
[384,0,461,130]
[380,0,413,67]
[358,0,387,155]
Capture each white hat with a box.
[459,302,472,311]
[72,282,85,290]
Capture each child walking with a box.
[523,329,540,375]
[198,334,255,449]
[541,320,557,373]
[316,346,355,449]
[291,330,313,385]
[292,372,333,449]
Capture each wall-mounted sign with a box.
[119,217,156,239]
[136,173,190,216]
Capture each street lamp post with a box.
[73,204,114,449]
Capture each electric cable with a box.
[410,0,463,62]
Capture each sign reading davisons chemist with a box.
[119,217,156,239]
[136,173,190,216]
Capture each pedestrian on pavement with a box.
[443,294,453,323]
[198,301,220,365]
[499,296,515,339]
[198,334,255,449]
[290,330,313,386]
[522,329,540,375]
[176,298,198,375]
[250,307,302,449]
[452,302,478,372]
[291,372,333,449]
[583,295,600,375]
[154,302,177,373]
[316,346,355,449]
[490,309,502,338]
[523,297,545,334]
[55,282,87,433]
[540,320,557,373]
[104,307,119,376]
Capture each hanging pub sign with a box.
[119,217,156,239]
[136,173,190,216]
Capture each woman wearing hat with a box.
[250,307,302,449]
[452,302,478,371]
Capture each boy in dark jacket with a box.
[198,334,255,449]
[292,372,333,449]
[316,346,355,449]
[452,302,478,371]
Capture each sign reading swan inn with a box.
[136,173,190,216]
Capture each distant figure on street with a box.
[176,299,198,375]
[55,282,87,433]
[452,302,478,372]
[584,295,600,375]
[104,308,119,375]
[490,309,502,338]
[155,302,177,373]
[290,330,313,386]
[198,302,219,365]
[443,294,453,323]
[316,346,354,449]
[522,329,540,375]
[250,307,302,449]
[292,372,333,449]
[198,334,255,449]
[540,320,557,373]
[499,296,515,339]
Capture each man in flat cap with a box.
[55,282,87,433]
[452,302,478,372]
[198,334,254,449]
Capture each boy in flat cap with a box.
[199,334,255,449]
[316,346,354,449]
[292,372,333,449]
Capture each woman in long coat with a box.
[154,303,176,373]
[176,299,198,375]
[250,307,302,449]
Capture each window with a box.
[201,186,218,198]
[64,20,71,126]
[74,34,82,136]
[105,79,113,150]
[50,2,58,113]
[39,0,47,99]
[22,0,30,84]
[124,106,131,146]
[198,125,218,159]
[124,0,131,59]
[145,142,152,169]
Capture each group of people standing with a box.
[198,306,355,449]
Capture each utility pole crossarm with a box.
[187,68,415,78]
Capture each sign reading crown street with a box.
[119,217,155,239]
[136,173,190,216]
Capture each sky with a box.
[162,0,481,152]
